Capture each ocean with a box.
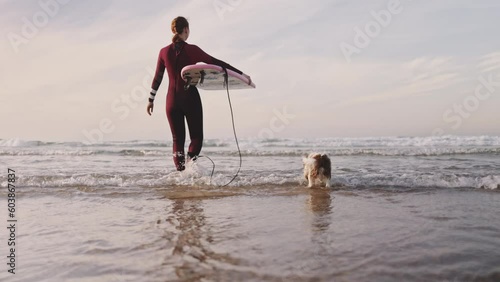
[0,135,499,281]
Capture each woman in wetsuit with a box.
[147,16,251,171]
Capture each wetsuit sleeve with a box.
[192,45,243,75]
[151,50,165,91]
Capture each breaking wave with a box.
[2,171,498,190]
[2,147,499,157]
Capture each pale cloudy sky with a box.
[1,0,499,142]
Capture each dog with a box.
[302,153,331,188]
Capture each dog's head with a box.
[303,153,331,179]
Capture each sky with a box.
[1,0,499,142]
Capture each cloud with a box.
[329,55,474,109]
[1,0,500,140]
[477,51,500,74]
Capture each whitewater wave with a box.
[3,135,498,191]
[2,135,500,148]
[2,172,498,190]
[2,147,499,157]
[0,138,232,148]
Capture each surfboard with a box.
[181,63,256,90]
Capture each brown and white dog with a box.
[303,153,331,188]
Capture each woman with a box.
[147,16,251,171]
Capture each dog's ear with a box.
[313,154,321,162]
[320,155,331,177]
[320,154,331,164]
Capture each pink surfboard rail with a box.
[181,63,256,90]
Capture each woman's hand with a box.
[147,102,154,116]
[243,74,252,85]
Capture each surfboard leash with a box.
[221,67,243,187]
[198,155,215,184]
[199,67,242,187]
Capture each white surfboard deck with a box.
[181,63,255,90]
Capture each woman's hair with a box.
[171,16,189,43]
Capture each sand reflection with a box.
[165,198,241,280]
[306,188,333,232]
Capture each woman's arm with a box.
[211,57,243,75]
[148,49,165,115]
[192,45,243,74]
[151,50,165,91]
[191,44,252,85]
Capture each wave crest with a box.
[2,172,498,190]
[2,147,499,157]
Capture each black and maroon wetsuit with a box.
[151,41,242,171]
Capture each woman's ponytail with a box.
[171,16,189,43]
[172,34,180,43]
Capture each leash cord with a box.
[199,67,242,186]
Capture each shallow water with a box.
[0,186,498,281]
[1,136,499,189]
[1,136,499,281]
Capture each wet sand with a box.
[4,186,500,282]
